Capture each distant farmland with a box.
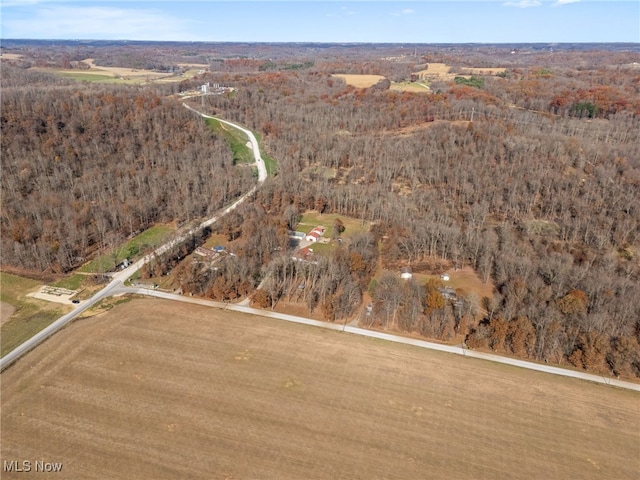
[2,299,638,479]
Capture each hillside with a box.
[1,42,639,379]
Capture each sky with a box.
[1,0,639,44]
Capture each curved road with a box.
[2,106,638,393]
[0,106,266,371]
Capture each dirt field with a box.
[332,74,386,88]
[0,301,16,326]
[2,299,638,479]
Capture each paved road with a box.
[116,287,640,392]
[0,110,266,371]
[3,107,638,393]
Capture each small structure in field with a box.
[440,273,450,282]
[305,226,326,243]
[400,267,413,280]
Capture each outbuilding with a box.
[400,267,413,280]
[305,226,326,243]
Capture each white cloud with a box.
[552,0,581,6]
[391,8,416,17]
[327,6,355,17]
[2,5,200,41]
[503,0,542,7]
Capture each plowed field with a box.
[2,299,638,479]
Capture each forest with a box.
[1,42,639,378]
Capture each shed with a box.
[400,267,413,280]
[305,226,326,243]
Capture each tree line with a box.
[1,66,254,272]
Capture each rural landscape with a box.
[1,37,639,478]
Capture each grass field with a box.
[56,71,126,83]
[207,118,277,175]
[30,57,201,85]
[0,273,69,356]
[206,118,255,166]
[390,81,431,92]
[298,210,370,240]
[1,298,638,479]
[52,274,88,291]
[79,225,173,273]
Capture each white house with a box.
[305,226,325,243]
[401,267,413,280]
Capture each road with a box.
[2,106,638,392]
[0,107,266,371]
[111,286,640,392]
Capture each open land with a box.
[2,299,638,479]
[0,273,70,356]
[332,74,386,88]
[31,58,205,85]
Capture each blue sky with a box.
[1,1,638,43]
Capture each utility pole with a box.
[470,107,475,122]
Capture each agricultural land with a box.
[1,299,638,480]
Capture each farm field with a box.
[30,58,205,84]
[2,299,638,479]
[332,73,386,88]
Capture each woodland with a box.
[1,42,639,378]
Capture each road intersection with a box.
[2,106,638,393]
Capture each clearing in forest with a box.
[297,210,371,242]
[2,299,638,479]
[332,74,386,88]
[32,59,206,84]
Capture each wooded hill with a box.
[1,43,639,378]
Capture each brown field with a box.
[2,299,639,479]
[416,62,452,76]
[78,58,170,80]
[0,53,23,60]
[33,58,191,84]
[413,63,505,81]
[0,301,16,326]
[415,266,495,301]
[332,74,386,88]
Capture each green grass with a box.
[0,273,41,305]
[79,225,173,273]
[206,118,254,165]
[56,72,129,83]
[0,272,67,356]
[307,242,333,256]
[1,311,63,356]
[207,118,277,175]
[52,274,87,291]
[298,211,370,240]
